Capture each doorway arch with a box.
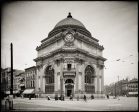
[65,79,74,97]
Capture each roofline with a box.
[25,66,36,71]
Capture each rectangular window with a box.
[85,85,95,93]
[45,85,54,94]
[67,64,71,70]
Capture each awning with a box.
[22,89,34,94]
[128,92,138,95]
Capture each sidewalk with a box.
[1,96,138,111]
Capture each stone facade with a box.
[34,13,106,98]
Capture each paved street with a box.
[1,96,138,111]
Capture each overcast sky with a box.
[1,1,138,85]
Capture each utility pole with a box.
[10,43,13,95]
[9,43,14,110]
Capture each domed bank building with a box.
[34,13,107,98]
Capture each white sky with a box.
[1,1,138,85]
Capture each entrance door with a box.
[65,79,74,97]
[67,90,72,97]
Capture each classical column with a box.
[42,75,45,93]
[60,76,63,95]
[78,72,81,90]
[63,77,65,95]
[99,77,101,93]
[75,63,79,95]
[56,72,60,93]
[60,59,64,95]
[97,66,100,94]
[36,66,41,91]
[40,69,43,92]
[95,77,97,93]
[101,67,104,94]
[82,64,85,93]
[54,63,57,93]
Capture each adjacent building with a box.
[127,78,138,96]
[1,67,24,97]
[104,78,138,97]
[23,66,36,97]
[33,13,106,98]
[15,72,25,95]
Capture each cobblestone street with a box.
[1,96,138,111]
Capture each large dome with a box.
[46,13,92,39]
[54,13,85,28]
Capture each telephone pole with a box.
[10,43,13,95]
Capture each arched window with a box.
[45,65,54,84]
[85,65,95,84]
[85,65,95,93]
[45,65,54,93]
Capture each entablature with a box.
[75,33,104,50]
[36,34,63,51]
[34,47,106,64]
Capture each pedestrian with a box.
[70,94,73,101]
[29,95,31,100]
[83,95,87,102]
[107,94,109,99]
[61,95,64,101]
[77,95,79,101]
[55,94,58,101]
[47,96,50,100]
[91,94,94,100]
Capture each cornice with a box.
[34,47,106,62]
[75,33,104,50]
[36,34,63,51]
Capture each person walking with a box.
[107,94,109,99]
[70,94,73,101]
[77,95,79,101]
[91,94,94,100]
[47,96,50,100]
[55,94,58,101]
[29,95,31,100]
[84,95,87,102]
